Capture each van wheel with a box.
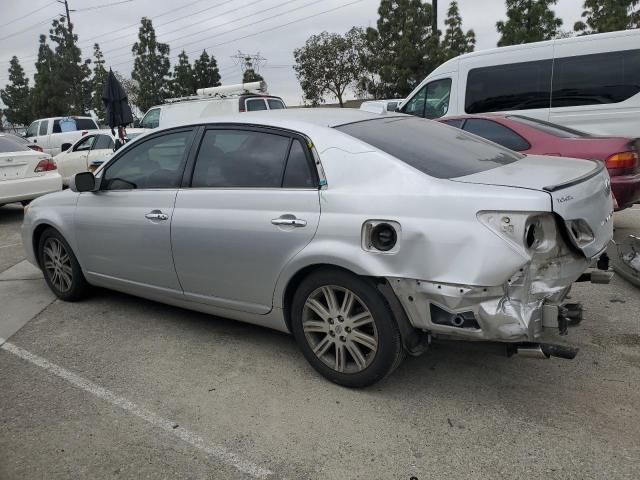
[38,228,90,301]
[291,269,405,387]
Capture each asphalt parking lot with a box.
[1,203,639,479]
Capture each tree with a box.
[242,68,264,83]
[496,0,563,46]
[294,28,363,107]
[91,44,107,121]
[441,1,475,61]
[31,34,59,118]
[574,0,639,34]
[131,18,171,112]
[48,16,91,114]
[170,50,195,97]
[114,71,139,110]
[193,50,220,90]
[366,0,437,98]
[1,56,32,126]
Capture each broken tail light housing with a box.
[477,211,557,256]
[605,151,638,169]
[34,158,57,172]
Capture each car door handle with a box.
[145,211,169,221]
[271,217,307,227]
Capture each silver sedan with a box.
[22,109,614,387]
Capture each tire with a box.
[38,228,90,301]
[291,269,405,387]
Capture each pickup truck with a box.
[24,116,99,156]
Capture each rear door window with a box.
[552,49,640,107]
[191,129,290,188]
[93,135,114,150]
[465,59,552,113]
[75,118,98,130]
[282,139,316,188]
[267,98,285,109]
[38,120,49,136]
[335,116,522,179]
[462,118,531,151]
[246,99,267,111]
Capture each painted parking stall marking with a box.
[0,340,273,479]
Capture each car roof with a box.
[188,108,405,129]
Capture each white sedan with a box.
[0,133,61,206]
[55,129,145,186]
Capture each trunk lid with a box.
[452,155,614,258]
[0,151,52,181]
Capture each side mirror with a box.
[69,172,96,193]
[61,142,72,152]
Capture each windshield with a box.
[508,115,589,138]
[335,116,523,179]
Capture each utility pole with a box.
[432,0,438,35]
[57,0,73,35]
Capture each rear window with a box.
[335,117,522,179]
[508,115,589,138]
[0,136,31,153]
[267,98,285,109]
[75,118,98,130]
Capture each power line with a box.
[0,1,56,28]
[0,17,54,43]
[74,0,134,13]
[107,0,325,65]
[100,0,271,57]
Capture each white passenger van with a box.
[139,81,286,130]
[399,29,640,137]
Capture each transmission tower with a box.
[231,51,267,75]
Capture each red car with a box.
[438,114,640,210]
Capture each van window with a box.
[75,118,98,130]
[38,120,49,136]
[246,99,267,111]
[141,108,161,129]
[267,98,285,109]
[552,49,640,107]
[335,117,522,179]
[402,79,452,119]
[465,59,552,113]
[463,118,531,151]
[26,121,39,138]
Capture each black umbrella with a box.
[102,69,133,140]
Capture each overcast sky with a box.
[0,0,585,106]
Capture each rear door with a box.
[171,126,321,314]
[36,119,52,154]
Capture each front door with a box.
[75,128,196,293]
[58,134,94,183]
[171,127,321,314]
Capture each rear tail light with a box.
[477,211,557,257]
[34,158,57,172]
[28,144,43,152]
[605,151,638,169]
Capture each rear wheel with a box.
[38,228,90,301]
[291,269,404,387]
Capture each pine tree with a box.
[91,44,107,121]
[367,0,436,98]
[48,16,91,114]
[0,56,32,126]
[193,50,220,90]
[496,0,563,46]
[242,69,264,83]
[31,34,59,118]
[441,1,475,61]
[131,18,171,112]
[170,50,195,97]
[574,0,639,34]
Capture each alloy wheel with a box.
[302,285,379,374]
[42,237,73,293]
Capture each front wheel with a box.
[38,228,90,301]
[291,269,405,387]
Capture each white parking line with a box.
[0,340,273,479]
